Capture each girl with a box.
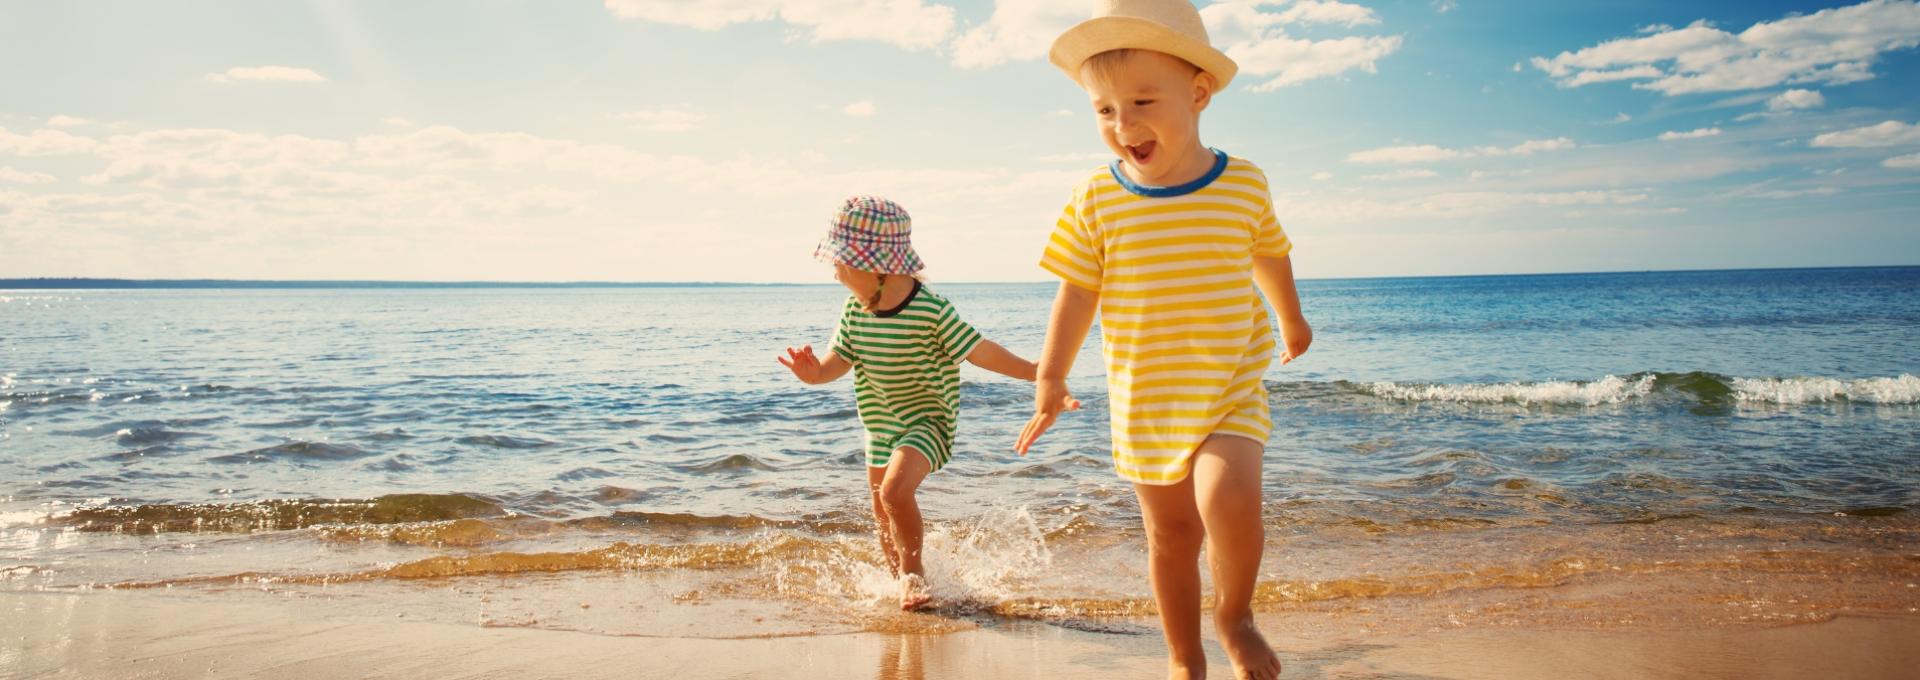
[779,195,1036,610]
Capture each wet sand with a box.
[5,590,1918,679]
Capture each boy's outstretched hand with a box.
[1015,378,1080,456]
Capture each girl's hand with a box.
[1015,378,1080,456]
[779,345,825,383]
[1278,318,1313,365]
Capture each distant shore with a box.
[2,265,1915,289]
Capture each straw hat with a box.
[813,196,924,275]
[1049,0,1238,91]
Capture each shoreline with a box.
[5,590,1918,679]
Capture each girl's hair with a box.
[858,272,927,315]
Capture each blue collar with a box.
[1109,148,1229,197]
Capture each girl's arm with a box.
[1015,282,1097,455]
[778,344,852,385]
[1252,255,1312,364]
[965,340,1037,381]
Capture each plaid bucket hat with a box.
[813,195,925,275]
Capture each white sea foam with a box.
[1731,374,1920,404]
[1367,374,1656,406]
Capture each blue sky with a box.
[2,0,1917,282]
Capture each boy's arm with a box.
[965,340,1037,381]
[1252,255,1312,364]
[1015,282,1097,455]
[778,344,853,385]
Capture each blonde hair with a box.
[1082,48,1203,89]
[856,271,927,315]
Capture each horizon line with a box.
[2,264,1915,289]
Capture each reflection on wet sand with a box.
[875,634,926,680]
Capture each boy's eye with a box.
[1134,99,1154,106]
[1096,106,1113,116]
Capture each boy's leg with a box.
[1191,433,1282,680]
[867,465,900,578]
[1133,474,1207,679]
[878,446,933,609]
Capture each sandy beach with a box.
[6,587,1918,680]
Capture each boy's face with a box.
[1080,50,1215,187]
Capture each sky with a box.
[2,0,1917,282]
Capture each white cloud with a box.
[1560,65,1663,87]
[1758,187,1841,198]
[1886,152,1920,168]
[1310,171,1333,181]
[1477,137,1576,156]
[1530,1,1920,95]
[610,108,704,132]
[1609,112,1633,124]
[1361,168,1438,181]
[1810,120,1920,147]
[1202,2,1404,90]
[1049,109,1076,117]
[1347,137,1574,164]
[1766,88,1826,111]
[383,117,417,127]
[604,0,956,50]
[0,127,102,156]
[1659,127,1723,141]
[1432,0,1458,13]
[1272,0,1381,27]
[1347,144,1460,164]
[204,66,328,84]
[47,115,92,128]
[842,100,876,117]
[1228,34,1404,91]
[950,0,1085,68]
[0,166,56,184]
[1275,189,1650,223]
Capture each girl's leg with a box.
[1133,474,1207,680]
[867,465,900,578]
[1191,434,1282,680]
[878,447,933,609]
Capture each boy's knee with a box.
[1146,519,1205,554]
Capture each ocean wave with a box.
[1730,375,1920,404]
[1364,374,1656,406]
[1353,372,1920,407]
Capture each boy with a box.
[1015,2,1312,678]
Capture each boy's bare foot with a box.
[1167,660,1204,680]
[899,573,932,611]
[1220,617,1282,680]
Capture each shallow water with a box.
[3,267,1917,635]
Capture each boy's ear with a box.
[1192,71,1216,112]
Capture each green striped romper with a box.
[828,280,984,472]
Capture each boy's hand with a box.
[1279,318,1313,364]
[778,345,825,383]
[1015,378,1080,456]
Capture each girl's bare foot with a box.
[1220,617,1282,680]
[899,573,933,611]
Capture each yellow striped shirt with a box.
[1039,151,1292,484]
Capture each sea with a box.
[3,266,1917,637]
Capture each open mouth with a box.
[1126,141,1156,164]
